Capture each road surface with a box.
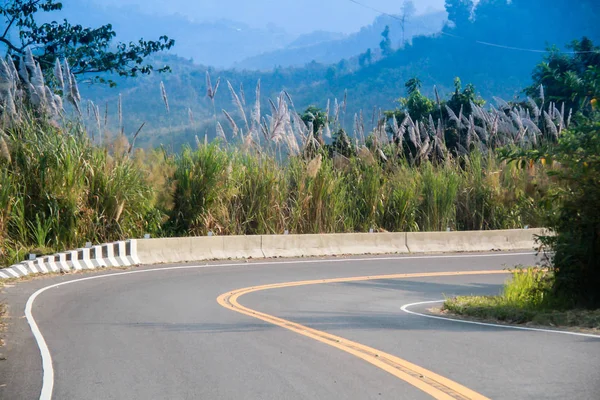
[1,252,599,399]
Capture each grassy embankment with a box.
[443,268,600,331]
[0,55,554,267]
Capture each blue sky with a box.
[92,0,446,34]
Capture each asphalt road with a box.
[1,252,599,400]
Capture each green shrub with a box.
[539,116,600,308]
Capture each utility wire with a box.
[346,0,599,55]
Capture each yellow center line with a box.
[217,269,510,400]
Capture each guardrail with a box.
[0,228,546,279]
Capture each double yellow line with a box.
[217,270,508,400]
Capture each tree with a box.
[446,77,485,116]
[526,37,600,115]
[301,105,327,136]
[329,128,355,158]
[504,114,600,308]
[325,66,337,82]
[444,0,474,30]
[358,48,372,68]
[379,25,392,57]
[0,0,175,86]
[399,1,416,46]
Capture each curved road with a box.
[1,252,599,399]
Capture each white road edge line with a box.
[400,300,600,339]
[25,251,537,400]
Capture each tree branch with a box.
[1,16,17,39]
[0,37,23,54]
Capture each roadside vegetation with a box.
[1,48,557,265]
[443,108,600,326]
[443,269,600,330]
[0,1,598,325]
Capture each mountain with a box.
[78,0,600,150]
[235,11,447,70]
[286,31,347,49]
[43,0,295,67]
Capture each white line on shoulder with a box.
[26,250,537,399]
[400,300,600,339]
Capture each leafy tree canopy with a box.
[397,77,435,121]
[379,25,392,57]
[0,0,175,86]
[301,105,328,136]
[526,37,600,115]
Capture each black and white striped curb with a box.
[0,240,140,279]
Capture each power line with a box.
[345,0,599,55]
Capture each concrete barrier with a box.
[136,236,217,264]
[405,228,545,253]
[35,257,49,273]
[0,229,547,280]
[261,233,409,258]
[127,240,141,265]
[23,260,37,273]
[222,235,264,259]
[45,255,59,272]
[91,246,107,268]
[57,253,70,271]
[135,235,264,265]
[0,239,139,279]
[79,248,95,270]
[103,243,120,267]
[67,250,83,270]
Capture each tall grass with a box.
[0,52,553,266]
[419,161,460,231]
[0,120,550,266]
[0,117,161,264]
[158,143,547,239]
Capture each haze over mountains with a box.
[49,0,446,69]
[236,11,447,70]
[94,0,446,35]
[43,0,599,150]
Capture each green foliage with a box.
[419,162,460,231]
[0,0,174,85]
[0,115,161,264]
[286,156,348,234]
[381,167,420,232]
[358,48,372,68]
[502,267,552,309]
[301,105,328,138]
[446,77,485,116]
[167,143,229,235]
[345,159,384,232]
[526,37,600,115]
[503,115,600,308]
[443,267,554,324]
[396,78,435,121]
[379,25,392,57]
[445,0,474,28]
[541,117,600,308]
[440,268,600,328]
[329,129,355,158]
[227,153,285,235]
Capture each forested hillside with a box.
[79,0,600,149]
